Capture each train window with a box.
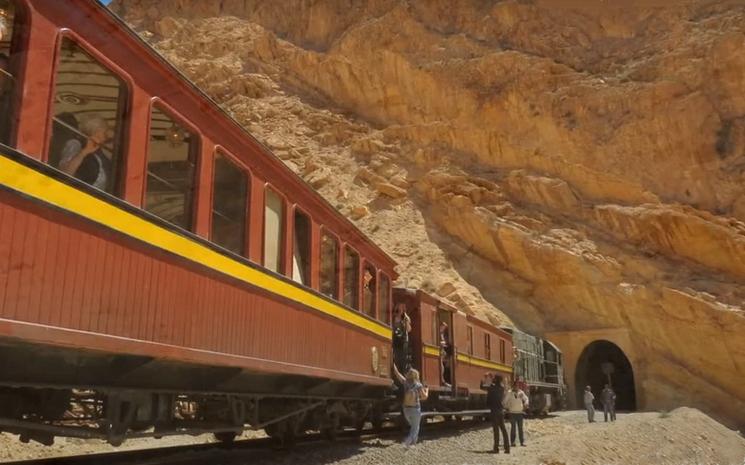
[292,209,311,285]
[144,105,197,230]
[362,263,377,319]
[467,326,473,355]
[343,246,360,310]
[319,232,339,299]
[485,333,491,360]
[211,152,248,255]
[378,273,391,324]
[0,1,23,146]
[49,37,129,196]
[500,339,506,363]
[263,187,284,274]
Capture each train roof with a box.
[501,326,563,354]
[94,2,397,273]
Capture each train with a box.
[0,0,564,447]
[503,328,566,415]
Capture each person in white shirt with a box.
[584,385,596,423]
[504,382,530,446]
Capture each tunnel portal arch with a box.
[575,340,636,411]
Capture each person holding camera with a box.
[393,363,429,447]
[481,373,509,454]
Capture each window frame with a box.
[341,242,361,311]
[141,97,202,232]
[377,271,392,325]
[485,333,491,361]
[290,205,313,287]
[361,259,378,320]
[261,183,287,275]
[46,30,135,196]
[319,226,341,301]
[0,0,31,148]
[467,326,474,356]
[499,338,506,364]
[210,146,251,256]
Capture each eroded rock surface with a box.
[111,0,745,429]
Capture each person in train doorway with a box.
[392,303,412,375]
[505,380,530,447]
[481,373,510,454]
[59,115,113,192]
[439,321,452,388]
[392,363,429,447]
[601,384,616,422]
[584,385,596,423]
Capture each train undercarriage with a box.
[0,341,388,446]
[0,385,387,447]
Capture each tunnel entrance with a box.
[575,340,636,411]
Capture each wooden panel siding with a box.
[0,189,389,386]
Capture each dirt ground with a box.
[2,408,744,464]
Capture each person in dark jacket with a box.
[601,384,616,422]
[481,373,509,454]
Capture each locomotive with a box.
[502,328,566,415]
[0,0,563,447]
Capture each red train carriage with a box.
[0,0,397,446]
[392,289,513,413]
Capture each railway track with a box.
[4,412,490,465]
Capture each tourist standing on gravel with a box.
[481,373,510,454]
[505,381,529,447]
[584,385,596,422]
[393,364,429,447]
[601,384,616,422]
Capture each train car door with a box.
[392,289,422,375]
[436,305,455,390]
[408,299,422,373]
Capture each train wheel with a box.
[322,413,340,441]
[354,417,366,435]
[371,408,384,432]
[214,431,237,443]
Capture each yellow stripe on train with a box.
[0,155,392,339]
[457,354,513,372]
[423,344,513,373]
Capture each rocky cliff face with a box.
[111,0,745,428]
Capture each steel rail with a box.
[3,413,489,465]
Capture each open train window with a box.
[320,231,339,299]
[0,1,24,146]
[499,338,506,364]
[362,263,377,319]
[211,151,248,255]
[49,37,129,196]
[144,105,197,230]
[263,187,284,274]
[292,209,311,285]
[378,273,391,325]
[467,326,473,355]
[343,245,359,310]
[485,333,491,361]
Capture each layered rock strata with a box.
[112,0,745,428]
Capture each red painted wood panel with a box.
[0,194,388,384]
[0,205,14,311]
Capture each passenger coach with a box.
[393,289,513,412]
[0,0,396,445]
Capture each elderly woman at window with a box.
[59,116,113,192]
